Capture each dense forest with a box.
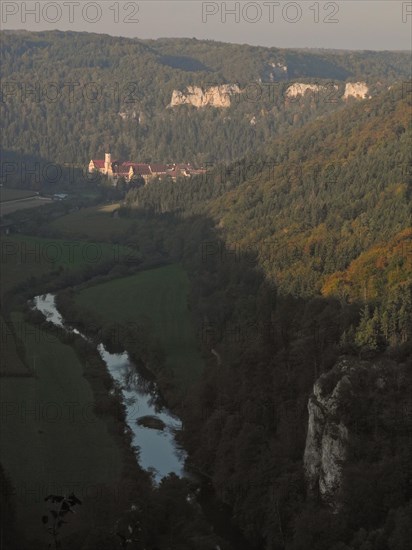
[1,30,411,167]
[126,83,411,298]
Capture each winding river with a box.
[32,293,186,482]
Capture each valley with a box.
[0,28,411,550]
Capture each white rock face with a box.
[285,82,338,98]
[266,62,288,81]
[304,363,352,509]
[118,110,138,120]
[344,82,370,100]
[305,357,410,513]
[285,81,370,101]
[169,84,241,108]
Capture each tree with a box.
[355,306,381,353]
[42,493,82,549]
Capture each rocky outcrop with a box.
[304,357,412,511]
[285,82,338,98]
[304,361,352,508]
[264,61,288,81]
[285,81,370,100]
[344,82,370,100]
[169,81,370,108]
[169,84,241,108]
[119,110,138,120]
[118,110,148,124]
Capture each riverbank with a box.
[0,310,131,548]
[33,294,186,481]
[26,294,231,548]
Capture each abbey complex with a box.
[88,153,206,184]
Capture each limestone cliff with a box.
[304,360,351,508]
[304,357,411,511]
[344,82,370,99]
[169,84,241,108]
[169,81,370,108]
[285,81,370,100]
[285,83,335,98]
[263,61,288,81]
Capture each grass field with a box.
[0,314,29,376]
[1,234,133,378]
[51,203,135,240]
[74,264,204,390]
[1,234,130,296]
[0,313,123,546]
[0,188,37,202]
[0,196,53,216]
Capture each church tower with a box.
[104,152,112,175]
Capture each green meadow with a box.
[1,234,132,296]
[74,264,204,390]
[50,203,135,240]
[1,233,133,381]
[0,313,28,376]
[0,313,123,546]
[0,188,37,202]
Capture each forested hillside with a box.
[1,31,410,166]
[1,30,411,550]
[127,84,410,290]
[119,81,412,548]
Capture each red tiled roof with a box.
[149,164,168,174]
[189,168,207,175]
[127,163,152,176]
[167,169,182,178]
[90,158,202,178]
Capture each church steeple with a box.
[104,152,112,175]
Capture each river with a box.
[32,293,250,549]
[32,293,186,482]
